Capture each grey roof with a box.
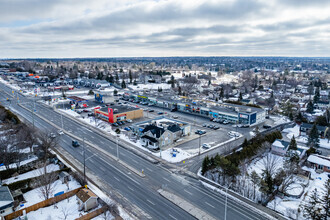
[167,124,181,133]
[142,124,165,138]
[300,123,326,132]
[0,186,14,203]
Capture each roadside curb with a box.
[18,103,145,178]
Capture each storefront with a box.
[94,106,143,123]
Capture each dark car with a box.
[263,125,272,129]
[117,121,123,125]
[210,118,215,121]
[148,109,155,112]
[170,108,177,112]
[208,124,214,129]
[88,113,94,117]
[242,124,250,128]
[72,140,80,147]
[195,129,206,135]
[158,112,164,115]
[213,126,220,130]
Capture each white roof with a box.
[307,155,330,167]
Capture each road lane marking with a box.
[205,201,215,209]
[145,167,152,172]
[100,166,106,172]
[128,186,134,191]
[100,141,104,144]
[132,159,138,164]
[163,177,171,182]
[169,214,178,220]
[184,189,193,195]
[114,176,120,182]
[146,199,155,206]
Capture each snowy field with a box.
[128,83,171,91]
[267,167,329,219]
[269,115,291,126]
[3,164,60,184]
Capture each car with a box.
[213,125,220,130]
[142,102,149,105]
[210,118,215,121]
[242,124,250,128]
[57,130,64,135]
[223,120,229,124]
[124,127,131,131]
[72,140,80,147]
[158,112,164,115]
[50,133,56,138]
[148,103,155,106]
[117,121,123,125]
[120,121,125,125]
[76,110,83,114]
[126,119,133,123]
[202,143,211,149]
[112,123,119,127]
[88,113,94,117]
[316,149,322,155]
[263,125,272,129]
[228,131,240,137]
[195,129,206,135]
[203,123,208,127]
[170,108,177,112]
[172,115,179,119]
[83,109,90,112]
[208,124,214,129]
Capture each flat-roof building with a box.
[94,105,143,123]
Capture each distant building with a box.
[299,123,326,138]
[94,106,143,123]
[307,155,330,173]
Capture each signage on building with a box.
[137,95,147,99]
[239,114,249,119]
[116,114,127,118]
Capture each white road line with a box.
[131,159,138,164]
[127,186,134,191]
[184,189,193,195]
[114,176,120,182]
[100,166,106,172]
[145,167,152,172]
[168,214,178,220]
[100,141,104,144]
[146,199,155,206]
[205,201,215,209]
[121,152,126,156]
[163,177,171,182]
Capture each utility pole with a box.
[224,183,232,220]
[198,134,201,155]
[32,95,36,129]
[116,135,119,160]
[83,137,86,184]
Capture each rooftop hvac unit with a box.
[235,107,239,112]
[246,108,252,113]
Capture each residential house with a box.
[76,188,98,212]
[299,123,326,138]
[271,139,306,158]
[307,154,330,173]
[0,186,14,217]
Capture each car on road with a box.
[208,124,214,129]
[72,140,80,147]
[49,133,56,138]
[148,109,155,112]
[157,112,164,115]
[172,115,179,119]
[263,125,272,129]
[202,143,210,149]
[195,129,206,135]
[88,113,94,117]
[227,131,240,138]
[170,108,177,112]
[57,130,64,135]
[242,124,250,128]
[203,123,208,127]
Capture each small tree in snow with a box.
[302,189,323,220]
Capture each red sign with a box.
[116,114,127,118]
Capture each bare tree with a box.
[59,206,74,220]
[34,162,59,200]
[261,153,280,178]
[37,131,58,163]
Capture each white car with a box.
[57,130,64,135]
[202,143,211,149]
[227,131,240,138]
[126,119,133,123]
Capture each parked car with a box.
[203,123,208,127]
[263,125,272,129]
[208,124,214,129]
[172,115,179,119]
[50,133,56,138]
[112,123,119,127]
[195,129,206,135]
[117,121,123,125]
[158,112,164,115]
[124,127,131,131]
[88,113,94,117]
[242,124,250,128]
[202,143,210,149]
[223,120,229,124]
[126,119,133,123]
[170,108,177,112]
[148,109,155,112]
[213,125,220,130]
[72,140,80,147]
[228,131,240,137]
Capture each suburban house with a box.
[307,154,330,173]
[271,139,306,158]
[0,186,14,217]
[299,123,326,138]
[134,117,191,150]
[76,188,98,212]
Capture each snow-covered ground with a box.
[0,156,38,171]
[22,179,81,208]
[247,153,284,177]
[269,115,291,126]
[2,164,60,184]
[267,167,329,219]
[128,83,171,91]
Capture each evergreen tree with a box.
[288,135,297,151]
[289,111,294,121]
[296,111,303,123]
[113,89,118,96]
[308,123,320,149]
[242,138,249,148]
[170,75,175,88]
[115,73,119,83]
[208,79,211,86]
[178,86,182,95]
[313,87,320,103]
[302,189,323,220]
[133,79,137,85]
[239,92,243,101]
[307,82,314,99]
[129,70,133,84]
[109,74,114,84]
[201,156,211,175]
[321,179,330,219]
[306,100,314,113]
[219,87,224,99]
[250,170,260,200]
[121,80,126,89]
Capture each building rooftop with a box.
[0,186,14,209]
[98,105,139,114]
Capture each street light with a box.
[198,134,202,155]
[224,182,233,220]
[83,137,86,184]
[116,135,119,160]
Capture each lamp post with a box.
[198,134,202,155]
[116,135,119,160]
[224,183,232,220]
[83,137,86,184]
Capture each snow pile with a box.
[128,83,171,91]
[282,125,300,139]
[269,116,290,125]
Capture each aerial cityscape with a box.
[0,1,329,220]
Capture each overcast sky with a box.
[1,0,330,58]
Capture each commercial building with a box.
[123,92,266,125]
[94,105,143,123]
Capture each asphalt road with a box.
[0,83,268,220]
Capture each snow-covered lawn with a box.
[282,125,300,139]
[2,164,60,184]
[267,167,329,219]
[269,116,290,126]
[128,83,171,91]
[247,154,284,177]
[22,179,81,208]
[0,156,38,171]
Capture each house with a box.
[299,123,326,138]
[271,139,290,156]
[76,188,98,212]
[307,154,330,173]
[0,186,14,217]
[271,139,306,158]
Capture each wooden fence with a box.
[75,206,107,220]
[4,186,84,220]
